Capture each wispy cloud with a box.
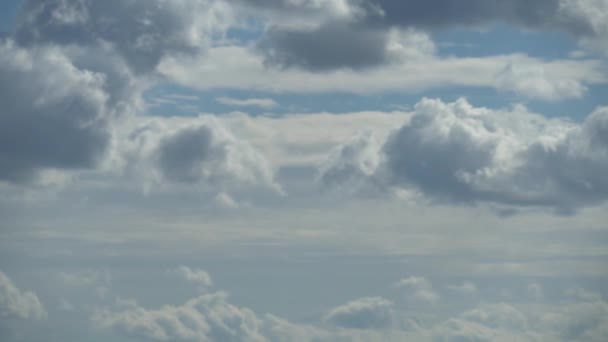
[216,96,278,109]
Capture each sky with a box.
[1,1,608,341]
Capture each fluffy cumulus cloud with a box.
[173,266,213,288]
[92,292,267,342]
[90,269,608,342]
[318,130,385,196]
[0,271,46,320]
[320,97,608,212]
[323,297,395,330]
[120,116,280,194]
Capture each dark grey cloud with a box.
[364,0,562,31]
[1,0,226,185]
[260,22,389,71]
[14,0,224,74]
[0,41,110,183]
[157,126,217,184]
[256,0,608,70]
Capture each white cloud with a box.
[559,0,608,55]
[173,266,213,289]
[159,46,605,98]
[92,291,267,342]
[0,271,46,320]
[216,97,278,109]
[118,115,282,195]
[323,297,395,330]
[15,0,235,74]
[394,276,440,304]
[320,97,608,211]
[495,61,588,101]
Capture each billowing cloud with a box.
[0,40,110,184]
[318,130,384,196]
[323,297,395,330]
[92,292,267,342]
[14,0,234,73]
[120,116,281,194]
[0,271,46,320]
[320,98,608,212]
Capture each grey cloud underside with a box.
[0,0,224,185]
[0,41,110,183]
[123,118,279,193]
[158,126,217,183]
[260,22,389,71]
[319,98,608,211]
[256,0,608,70]
[14,0,212,74]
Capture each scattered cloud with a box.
[0,271,46,320]
[394,276,440,304]
[172,266,213,289]
[323,297,395,330]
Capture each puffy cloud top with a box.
[320,98,608,212]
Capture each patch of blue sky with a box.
[145,82,606,122]
[224,17,265,44]
[0,0,21,32]
[434,24,580,59]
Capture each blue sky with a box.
[1,1,608,341]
